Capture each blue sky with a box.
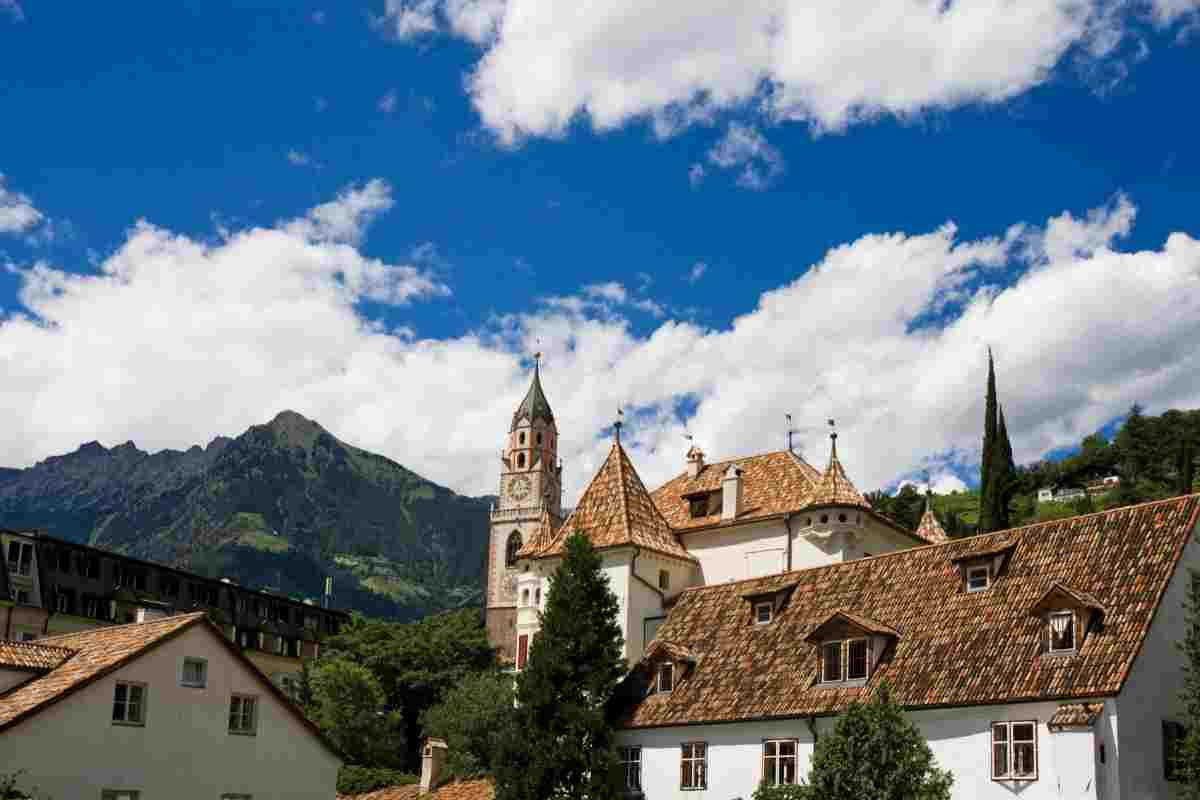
[2,1,1199,499]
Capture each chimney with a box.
[420,737,448,793]
[686,446,705,479]
[721,464,742,522]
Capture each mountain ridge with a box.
[0,411,491,621]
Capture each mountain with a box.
[0,411,492,621]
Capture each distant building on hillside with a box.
[1037,475,1120,504]
[0,528,348,694]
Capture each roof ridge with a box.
[0,640,76,656]
[35,611,208,643]
[615,441,633,542]
[674,494,1200,597]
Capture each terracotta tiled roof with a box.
[530,440,694,562]
[651,450,820,532]
[804,609,900,642]
[514,508,560,559]
[804,437,871,511]
[916,504,950,544]
[338,779,494,800]
[0,613,343,758]
[0,641,74,673]
[618,495,1200,728]
[645,639,697,664]
[1048,702,1105,730]
[1030,582,1106,617]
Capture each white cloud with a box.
[707,124,785,190]
[1,0,23,22]
[0,175,43,234]
[2,188,1199,513]
[688,163,706,188]
[286,150,320,168]
[378,90,398,114]
[378,0,1189,144]
[686,262,707,284]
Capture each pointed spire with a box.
[805,428,871,510]
[916,489,949,543]
[510,355,556,432]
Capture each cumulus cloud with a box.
[375,0,1190,143]
[707,124,785,189]
[286,150,321,168]
[2,187,1199,510]
[0,175,43,235]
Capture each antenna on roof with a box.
[786,414,801,454]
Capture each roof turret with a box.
[510,357,555,432]
[915,491,949,543]
[804,431,871,510]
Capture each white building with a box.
[484,365,1200,798]
[0,611,342,799]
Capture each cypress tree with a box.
[979,348,998,517]
[978,351,1018,533]
[1179,437,1196,497]
[494,531,626,800]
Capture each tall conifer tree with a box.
[1180,437,1196,497]
[979,348,998,513]
[494,531,626,800]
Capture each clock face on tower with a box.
[509,475,531,501]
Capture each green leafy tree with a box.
[320,608,496,770]
[1179,437,1196,497]
[1175,570,1200,795]
[421,671,516,780]
[305,657,407,769]
[0,771,50,800]
[494,531,626,800]
[336,767,417,796]
[807,682,952,800]
[752,783,813,800]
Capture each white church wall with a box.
[617,700,1096,800]
[683,519,791,585]
[1111,531,1200,799]
[848,517,927,559]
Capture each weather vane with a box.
[614,407,624,443]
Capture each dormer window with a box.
[657,662,674,693]
[820,638,870,683]
[967,566,990,592]
[688,492,722,519]
[1048,611,1075,653]
[754,602,773,625]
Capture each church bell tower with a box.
[485,355,562,661]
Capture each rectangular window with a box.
[619,746,642,792]
[517,634,529,670]
[680,742,707,790]
[15,589,30,605]
[101,792,141,800]
[847,639,869,680]
[7,541,33,576]
[688,496,708,518]
[1048,611,1075,653]
[992,721,1037,780]
[762,739,798,786]
[821,641,843,683]
[19,632,36,642]
[1165,720,1187,781]
[755,602,773,625]
[181,657,207,688]
[967,566,990,592]
[112,682,147,726]
[657,663,674,693]
[659,570,670,591]
[229,695,257,735]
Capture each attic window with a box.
[688,492,722,519]
[967,566,990,592]
[657,662,675,693]
[754,602,773,625]
[819,638,870,683]
[1049,611,1075,654]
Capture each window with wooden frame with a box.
[762,739,798,786]
[1164,720,1187,781]
[966,565,990,592]
[657,662,675,693]
[819,638,870,683]
[680,742,707,790]
[1048,611,1075,653]
[754,601,773,625]
[228,695,258,735]
[6,540,32,576]
[991,721,1037,780]
[618,746,642,792]
[181,657,207,688]
[112,682,147,726]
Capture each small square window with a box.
[229,695,258,735]
[659,569,670,591]
[112,682,147,726]
[657,663,675,693]
[967,566,990,592]
[181,657,207,688]
[754,602,773,625]
[1048,611,1075,653]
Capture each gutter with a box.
[784,514,796,572]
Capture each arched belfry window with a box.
[517,453,526,468]
[506,532,523,567]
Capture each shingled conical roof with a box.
[915,493,949,543]
[510,361,555,432]
[531,438,695,562]
[805,434,871,510]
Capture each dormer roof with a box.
[510,362,555,433]
[525,440,695,563]
[1030,582,1106,619]
[804,609,900,643]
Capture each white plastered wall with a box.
[617,701,1099,800]
[1110,531,1200,799]
[0,623,341,800]
[682,519,791,585]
